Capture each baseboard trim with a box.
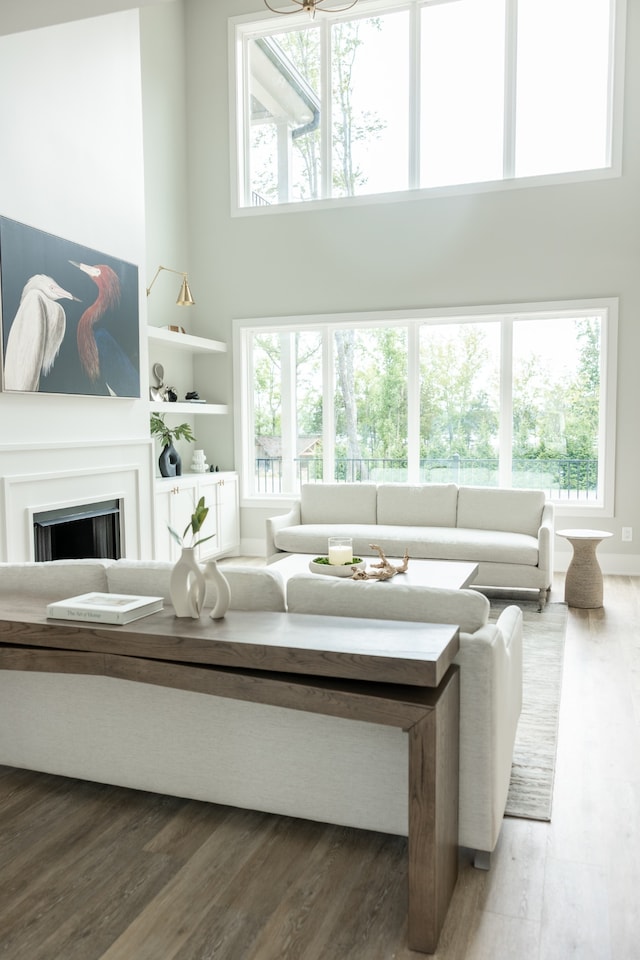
[240,538,266,559]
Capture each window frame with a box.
[233,298,618,517]
[229,0,625,216]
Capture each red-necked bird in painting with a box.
[69,260,139,397]
[3,274,79,391]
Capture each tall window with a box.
[233,0,619,210]
[236,301,617,511]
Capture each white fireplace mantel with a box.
[0,439,155,562]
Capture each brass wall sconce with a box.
[146,265,195,306]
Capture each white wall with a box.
[0,10,149,443]
[0,0,174,37]
[139,1,204,470]
[0,9,155,558]
[184,0,640,571]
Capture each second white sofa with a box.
[267,481,554,606]
[0,557,522,866]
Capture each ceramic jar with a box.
[191,449,208,473]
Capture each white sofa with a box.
[0,558,522,866]
[267,482,554,606]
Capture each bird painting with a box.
[0,215,140,398]
[3,274,80,391]
[69,260,140,397]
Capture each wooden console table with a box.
[0,601,460,954]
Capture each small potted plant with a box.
[168,497,229,620]
[168,497,212,618]
[168,496,215,551]
[150,413,195,477]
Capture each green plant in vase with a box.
[168,496,216,550]
[150,412,195,478]
[169,497,229,620]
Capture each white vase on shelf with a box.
[205,559,231,619]
[170,546,205,618]
[191,449,208,474]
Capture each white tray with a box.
[308,558,366,577]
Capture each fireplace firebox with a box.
[33,500,122,562]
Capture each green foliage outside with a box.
[251,19,384,203]
[248,17,601,496]
[252,317,601,493]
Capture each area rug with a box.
[489,599,567,821]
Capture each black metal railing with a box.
[254,455,599,499]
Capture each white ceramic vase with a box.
[205,559,231,619]
[191,449,208,474]
[170,546,205,618]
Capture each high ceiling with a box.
[0,0,173,36]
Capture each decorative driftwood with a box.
[351,544,410,580]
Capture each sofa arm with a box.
[537,502,555,584]
[455,604,523,854]
[266,502,301,560]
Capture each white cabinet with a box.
[154,472,239,562]
[209,472,239,556]
[154,476,201,561]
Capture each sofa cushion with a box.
[105,560,173,598]
[0,560,112,600]
[274,524,539,566]
[106,560,286,612]
[286,573,490,634]
[457,486,546,537]
[300,483,378,525]
[377,483,458,527]
[214,567,286,611]
[274,523,387,557]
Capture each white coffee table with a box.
[270,552,479,591]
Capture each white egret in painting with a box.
[3,274,79,391]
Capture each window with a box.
[232,0,620,210]
[235,301,617,512]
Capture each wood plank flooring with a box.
[1,574,639,959]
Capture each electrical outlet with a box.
[622,526,633,542]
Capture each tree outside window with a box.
[245,307,609,504]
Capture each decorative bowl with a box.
[309,557,366,577]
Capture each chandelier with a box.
[263,0,359,17]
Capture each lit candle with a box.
[328,537,353,565]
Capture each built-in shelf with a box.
[147,325,228,416]
[147,326,227,355]
[149,401,228,416]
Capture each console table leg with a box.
[407,666,459,954]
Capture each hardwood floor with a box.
[1,574,639,959]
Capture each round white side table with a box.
[556,529,613,609]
